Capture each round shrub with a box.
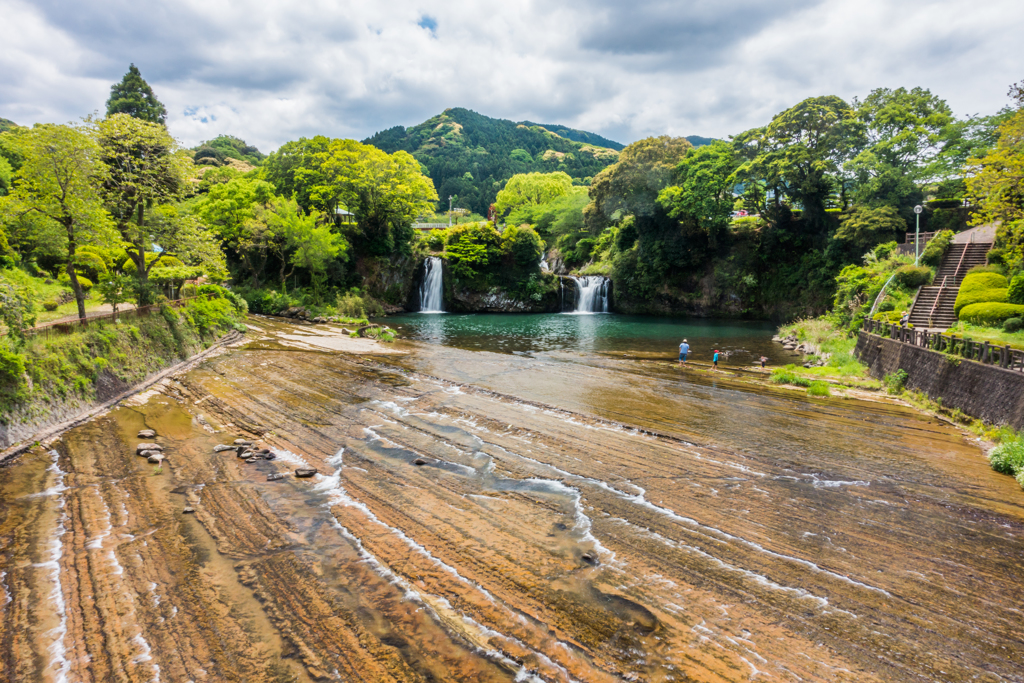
[43,301,59,311]
[1008,273,1024,305]
[1004,317,1023,333]
[954,272,1009,316]
[894,265,932,288]
[958,302,1024,325]
[989,439,1024,476]
[878,300,896,313]
[57,272,94,291]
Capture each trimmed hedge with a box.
[1009,273,1024,305]
[894,265,932,288]
[958,302,1024,325]
[954,272,1009,316]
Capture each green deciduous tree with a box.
[833,205,906,251]
[0,124,113,319]
[106,64,168,125]
[583,136,692,232]
[738,96,864,231]
[191,177,275,285]
[657,141,738,247]
[494,171,573,217]
[96,114,198,299]
[967,107,1024,270]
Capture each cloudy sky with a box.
[1,0,1021,152]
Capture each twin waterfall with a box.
[568,276,610,313]
[419,257,444,313]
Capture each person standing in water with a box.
[760,355,768,369]
[712,349,720,370]
[678,339,690,365]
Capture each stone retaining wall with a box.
[855,331,1024,429]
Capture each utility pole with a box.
[448,195,453,227]
[914,205,923,264]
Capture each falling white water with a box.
[568,276,609,313]
[419,257,444,313]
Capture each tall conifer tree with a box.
[105,64,167,125]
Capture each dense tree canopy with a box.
[494,171,574,217]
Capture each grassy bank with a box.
[1,288,246,428]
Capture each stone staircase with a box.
[907,242,991,329]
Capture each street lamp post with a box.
[448,195,453,227]
[914,205,923,265]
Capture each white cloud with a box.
[0,0,1020,151]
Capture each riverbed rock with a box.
[147,454,165,464]
[295,468,318,478]
[245,457,259,463]
[136,443,163,454]
[580,552,598,565]
[213,444,235,452]
[139,449,162,458]
[237,450,253,459]
[137,429,156,438]
[233,439,252,446]
[267,472,289,481]
[783,344,796,350]
[182,507,195,514]
[413,458,428,466]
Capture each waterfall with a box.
[569,276,610,313]
[419,257,444,313]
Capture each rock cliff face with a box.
[448,285,559,313]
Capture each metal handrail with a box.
[927,276,947,328]
[951,243,970,285]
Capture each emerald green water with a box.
[383,313,790,365]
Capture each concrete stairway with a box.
[908,242,992,329]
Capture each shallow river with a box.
[1,315,1022,682]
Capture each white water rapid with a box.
[569,276,610,313]
[419,257,444,313]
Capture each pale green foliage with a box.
[966,108,1024,271]
[494,171,574,217]
[657,141,738,246]
[0,271,37,345]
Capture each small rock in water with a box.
[136,442,163,454]
[295,468,318,478]
[183,507,195,514]
[213,444,235,452]
[147,454,165,464]
[267,472,289,482]
[237,450,253,459]
[137,429,156,438]
[580,552,599,566]
[413,458,428,466]
[233,439,252,446]
[245,457,259,464]
[138,449,161,458]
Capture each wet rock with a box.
[233,439,252,446]
[138,449,161,458]
[413,458,428,466]
[147,454,165,464]
[213,444,235,452]
[245,457,259,463]
[580,552,599,566]
[237,450,253,459]
[182,507,195,514]
[137,429,156,438]
[267,472,289,481]
[136,442,163,454]
[295,468,318,478]
[253,449,272,458]
[783,344,796,350]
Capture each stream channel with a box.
[1,314,1022,682]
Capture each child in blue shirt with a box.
[713,349,720,370]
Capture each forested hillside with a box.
[363,108,624,215]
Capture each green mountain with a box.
[685,135,717,147]
[364,108,624,215]
[0,118,20,133]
